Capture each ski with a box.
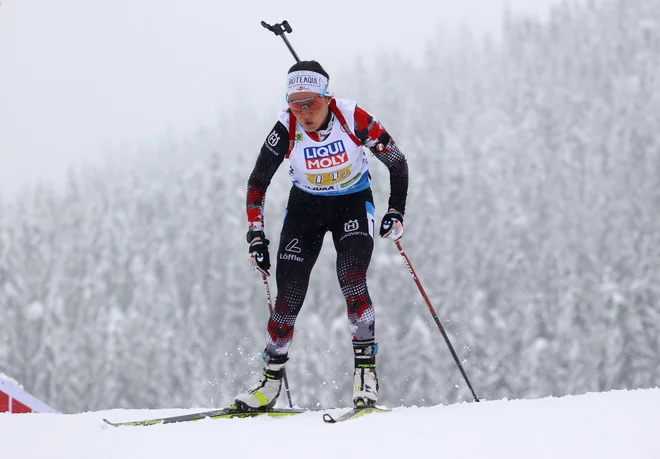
[322,406,392,423]
[103,405,307,427]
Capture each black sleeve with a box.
[369,139,409,216]
[246,121,289,232]
[353,105,409,216]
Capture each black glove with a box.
[379,209,404,241]
[247,230,271,275]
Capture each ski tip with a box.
[102,418,119,427]
[322,413,337,424]
[323,405,392,423]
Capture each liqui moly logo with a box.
[304,140,348,170]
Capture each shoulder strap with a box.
[329,99,362,147]
[286,111,296,159]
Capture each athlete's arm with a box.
[246,121,289,232]
[353,106,409,215]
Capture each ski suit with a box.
[246,98,408,358]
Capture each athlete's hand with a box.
[379,209,404,241]
[247,231,271,276]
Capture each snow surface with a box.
[2,388,659,459]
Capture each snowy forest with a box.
[1,0,659,414]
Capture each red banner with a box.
[0,375,59,414]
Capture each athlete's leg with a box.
[265,188,326,359]
[330,189,376,343]
[331,189,379,406]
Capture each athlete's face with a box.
[288,91,330,132]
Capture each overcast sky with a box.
[0,0,561,198]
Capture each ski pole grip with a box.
[261,21,274,32]
[261,20,292,36]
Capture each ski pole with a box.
[261,20,301,62]
[260,18,298,408]
[261,273,294,408]
[393,240,480,402]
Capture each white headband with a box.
[286,70,331,98]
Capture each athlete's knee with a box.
[337,261,369,291]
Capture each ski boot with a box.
[352,341,379,408]
[234,353,287,410]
